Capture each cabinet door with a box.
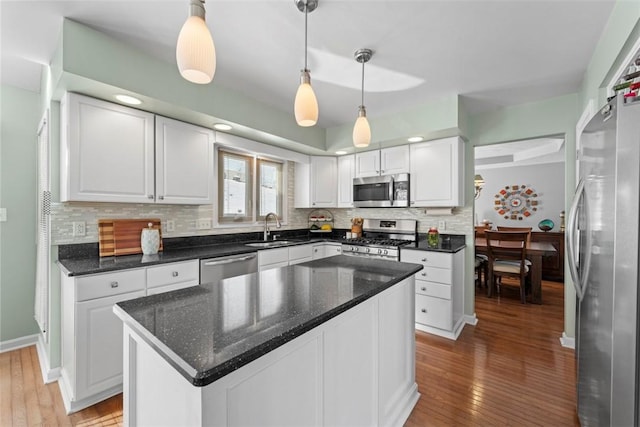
[355,151,380,177]
[155,116,214,205]
[61,93,155,203]
[410,137,464,207]
[380,146,409,175]
[310,157,337,207]
[337,155,355,208]
[75,290,145,400]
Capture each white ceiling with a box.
[1,0,615,128]
[475,137,565,169]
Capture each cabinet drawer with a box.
[415,281,451,300]
[415,294,452,331]
[401,249,452,269]
[147,260,199,289]
[147,281,198,296]
[259,247,289,266]
[289,244,314,262]
[76,269,146,302]
[415,267,452,285]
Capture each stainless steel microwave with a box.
[353,173,410,207]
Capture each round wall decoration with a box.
[494,184,539,220]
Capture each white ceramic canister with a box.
[141,222,160,255]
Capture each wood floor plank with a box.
[10,350,28,426]
[21,346,43,426]
[0,351,12,427]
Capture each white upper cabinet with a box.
[337,155,355,208]
[61,92,155,203]
[155,116,214,204]
[409,137,464,207]
[294,156,337,208]
[61,93,214,205]
[355,146,409,177]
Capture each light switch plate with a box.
[0,208,6,222]
[166,220,175,232]
[438,220,446,230]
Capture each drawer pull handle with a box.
[172,271,179,277]
[421,258,427,262]
[110,281,119,288]
[421,308,427,313]
[421,287,427,291]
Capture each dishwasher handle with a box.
[202,254,257,266]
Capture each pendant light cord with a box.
[361,59,365,106]
[304,2,308,70]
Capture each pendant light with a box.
[176,0,216,84]
[353,48,372,148]
[294,0,319,127]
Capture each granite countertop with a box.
[57,238,334,276]
[58,232,466,277]
[402,233,466,253]
[113,255,423,387]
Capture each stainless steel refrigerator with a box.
[567,95,640,427]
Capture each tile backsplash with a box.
[50,162,472,245]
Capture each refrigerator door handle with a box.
[567,178,586,301]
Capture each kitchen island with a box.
[114,255,423,427]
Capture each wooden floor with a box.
[2,279,577,426]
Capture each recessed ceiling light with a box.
[335,150,348,155]
[115,94,142,105]
[213,123,232,131]
[408,136,423,143]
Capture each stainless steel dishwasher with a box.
[200,252,258,284]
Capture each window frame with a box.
[215,146,287,227]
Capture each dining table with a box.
[475,237,558,304]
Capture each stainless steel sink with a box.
[245,241,294,248]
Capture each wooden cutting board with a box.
[98,219,163,257]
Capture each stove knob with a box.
[383,249,388,255]
[365,248,371,253]
[352,246,358,252]
[377,249,383,255]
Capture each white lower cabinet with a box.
[258,247,290,271]
[289,244,314,265]
[122,276,418,426]
[312,242,342,259]
[60,260,198,414]
[400,248,465,340]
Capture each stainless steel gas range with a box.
[341,219,417,261]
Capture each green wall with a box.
[0,85,41,342]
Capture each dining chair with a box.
[484,231,530,303]
[474,225,491,288]
[496,226,533,289]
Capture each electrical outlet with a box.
[72,221,86,237]
[438,220,446,230]
[198,218,212,230]
[166,220,175,232]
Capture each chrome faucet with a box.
[264,212,281,241]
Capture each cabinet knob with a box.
[421,308,427,313]
[148,195,154,200]
[421,287,427,291]
[158,196,164,200]
[312,202,316,206]
[410,201,415,205]
[110,281,119,288]
[421,258,427,262]
[172,271,179,277]
[421,272,427,277]
[380,170,384,174]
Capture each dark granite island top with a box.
[114,255,423,387]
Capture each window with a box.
[217,148,285,224]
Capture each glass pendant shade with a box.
[294,71,318,127]
[176,15,216,84]
[352,107,371,148]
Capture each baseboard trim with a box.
[415,317,466,340]
[36,334,61,384]
[464,313,478,326]
[560,332,575,349]
[58,371,122,415]
[0,334,39,353]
